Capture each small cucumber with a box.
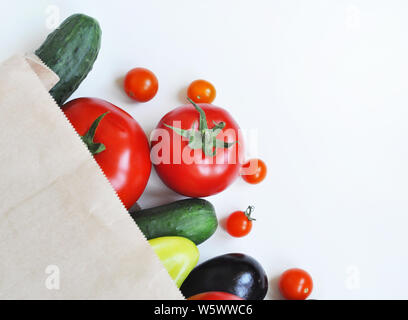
[130,198,218,245]
[35,13,101,105]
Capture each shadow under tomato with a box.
[177,86,188,104]
[138,170,184,208]
[115,75,136,103]
[268,274,284,300]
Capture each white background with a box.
[2,0,408,299]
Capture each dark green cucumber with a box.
[35,14,101,105]
[130,198,218,245]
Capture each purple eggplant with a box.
[180,253,268,300]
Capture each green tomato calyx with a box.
[164,98,237,156]
[81,112,109,155]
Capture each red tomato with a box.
[124,67,158,102]
[226,206,255,237]
[279,268,313,300]
[62,98,151,209]
[188,292,243,300]
[241,158,267,184]
[151,99,244,197]
[187,79,216,104]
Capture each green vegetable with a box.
[149,236,199,288]
[35,13,101,105]
[130,198,218,245]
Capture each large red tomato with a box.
[62,98,151,209]
[151,99,243,197]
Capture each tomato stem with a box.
[164,99,238,157]
[187,97,208,132]
[245,205,256,221]
[81,112,109,155]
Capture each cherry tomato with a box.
[124,67,158,102]
[188,292,243,300]
[241,158,267,184]
[62,98,151,209]
[226,206,255,237]
[151,99,244,197]
[279,268,313,300]
[187,79,216,103]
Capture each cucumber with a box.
[35,14,101,106]
[129,198,218,245]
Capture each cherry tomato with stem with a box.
[279,268,313,300]
[187,79,216,104]
[124,67,158,102]
[241,158,267,184]
[226,206,255,237]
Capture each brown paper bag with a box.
[0,54,183,300]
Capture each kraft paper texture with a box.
[0,54,183,300]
